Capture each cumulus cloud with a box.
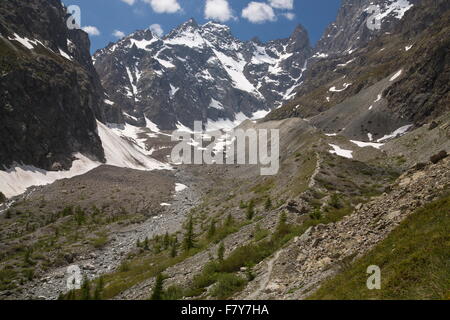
[143,0,181,13]
[283,12,295,20]
[149,23,164,37]
[242,2,276,24]
[82,26,100,36]
[112,30,126,38]
[204,0,234,22]
[120,0,135,5]
[268,0,294,10]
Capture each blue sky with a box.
[63,0,341,53]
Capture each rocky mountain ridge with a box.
[266,0,449,142]
[93,19,312,130]
[316,0,419,55]
[0,0,121,170]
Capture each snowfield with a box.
[329,83,352,92]
[350,140,384,150]
[328,144,354,159]
[0,154,99,198]
[390,69,403,81]
[175,183,188,192]
[0,121,171,198]
[377,124,413,142]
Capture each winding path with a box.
[246,248,284,300]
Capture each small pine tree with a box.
[309,208,322,220]
[24,248,33,266]
[246,200,255,220]
[225,213,234,227]
[207,220,216,239]
[136,238,141,248]
[264,197,272,210]
[183,216,195,252]
[163,232,170,250]
[81,276,91,300]
[275,211,289,239]
[239,200,247,209]
[330,193,342,209]
[93,277,104,300]
[170,241,177,258]
[150,274,164,300]
[65,290,76,300]
[217,242,225,261]
[143,237,149,250]
[246,265,255,281]
[74,206,86,226]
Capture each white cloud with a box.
[120,0,135,5]
[283,12,295,20]
[112,30,126,38]
[242,2,276,24]
[269,0,294,10]
[82,26,101,36]
[204,0,234,22]
[149,24,164,37]
[143,0,181,13]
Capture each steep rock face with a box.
[0,0,120,170]
[316,0,418,55]
[93,19,312,130]
[266,0,448,140]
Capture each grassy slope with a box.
[309,194,450,300]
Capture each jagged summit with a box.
[316,0,418,55]
[93,18,312,130]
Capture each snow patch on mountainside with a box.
[97,121,170,170]
[390,69,403,81]
[329,83,352,92]
[209,98,224,110]
[212,49,262,97]
[165,27,205,49]
[175,183,188,192]
[329,144,353,159]
[8,33,44,50]
[367,0,414,24]
[350,140,384,149]
[0,121,171,198]
[129,38,158,51]
[0,154,99,198]
[377,124,413,142]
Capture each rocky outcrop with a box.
[0,0,121,170]
[237,157,450,299]
[266,0,449,140]
[316,0,418,55]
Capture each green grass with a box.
[291,153,317,196]
[210,273,247,299]
[309,194,450,300]
[61,212,248,300]
[250,179,275,194]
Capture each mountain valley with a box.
[0,0,448,301]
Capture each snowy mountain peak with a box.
[317,0,417,55]
[168,18,200,35]
[93,19,312,130]
[202,21,231,31]
[287,24,311,52]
